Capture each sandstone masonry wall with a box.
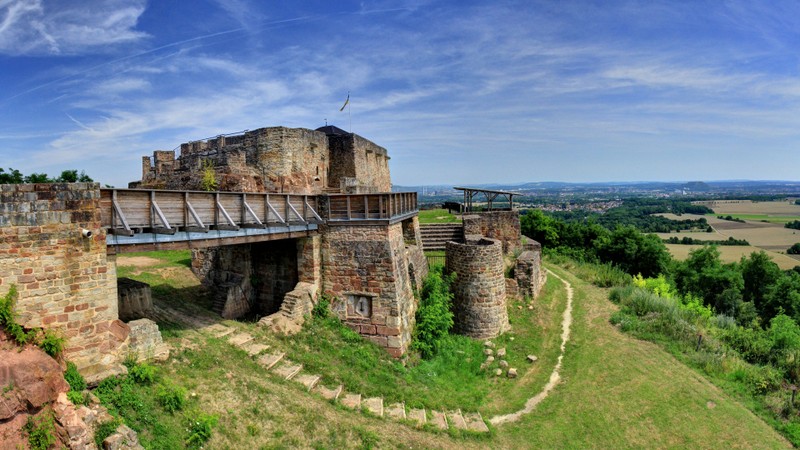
[516,239,546,299]
[445,236,509,339]
[0,183,125,380]
[462,211,521,254]
[137,126,392,195]
[322,222,416,357]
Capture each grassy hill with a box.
[110,252,790,449]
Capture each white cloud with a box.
[0,0,148,55]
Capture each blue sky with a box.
[1,0,799,188]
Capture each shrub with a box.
[25,412,56,450]
[94,418,122,448]
[129,363,157,385]
[67,390,89,406]
[312,295,331,319]
[157,384,187,413]
[185,411,218,449]
[64,361,87,392]
[412,267,455,359]
[38,329,65,357]
[788,243,800,255]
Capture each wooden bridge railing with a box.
[325,192,418,223]
[100,189,418,236]
[100,189,322,236]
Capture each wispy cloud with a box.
[0,0,148,55]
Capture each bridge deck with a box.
[101,189,417,253]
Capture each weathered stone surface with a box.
[499,360,509,369]
[407,408,426,426]
[0,341,69,421]
[463,412,490,433]
[117,278,153,321]
[228,333,253,347]
[323,219,422,356]
[515,244,547,300]
[136,126,391,195]
[0,183,126,378]
[385,402,406,420]
[446,236,509,339]
[257,352,285,370]
[447,410,468,430]
[103,423,144,450]
[340,393,361,409]
[315,384,343,401]
[508,368,518,378]
[462,211,522,254]
[527,354,538,363]
[495,369,503,376]
[293,373,320,391]
[127,318,169,362]
[497,347,506,357]
[430,410,448,430]
[273,361,302,380]
[362,397,384,417]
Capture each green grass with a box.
[101,249,791,448]
[706,213,800,224]
[418,208,461,224]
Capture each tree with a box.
[763,272,800,323]
[520,209,560,248]
[673,245,743,308]
[0,168,23,184]
[593,226,670,277]
[788,243,800,255]
[56,170,93,183]
[24,173,50,183]
[741,251,783,314]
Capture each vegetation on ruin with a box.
[200,159,218,191]
[0,286,65,357]
[25,410,57,450]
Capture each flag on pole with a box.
[339,92,350,111]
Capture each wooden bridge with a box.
[101,189,418,253]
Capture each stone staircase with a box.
[199,322,490,434]
[419,223,464,251]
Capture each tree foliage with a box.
[0,167,92,184]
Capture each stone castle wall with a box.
[463,211,521,254]
[445,236,509,339]
[0,183,126,381]
[137,126,391,195]
[515,239,546,299]
[322,220,420,357]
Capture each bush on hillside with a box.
[412,267,455,359]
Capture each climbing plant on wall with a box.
[200,159,218,191]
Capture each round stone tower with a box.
[445,236,509,339]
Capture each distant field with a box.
[695,199,800,223]
[665,244,800,270]
[657,212,800,253]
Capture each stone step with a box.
[205,324,235,338]
[241,342,269,357]
[315,384,343,401]
[407,408,426,426]
[257,352,285,370]
[430,410,448,430]
[447,410,468,430]
[293,373,321,391]
[385,402,406,421]
[361,397,383,417]
[273,361,303,380]
[340,393,361,410]
[227,333,253,347]
[463,412,490,433]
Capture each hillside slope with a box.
[113,254,790,448]
[492,265,790,449]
